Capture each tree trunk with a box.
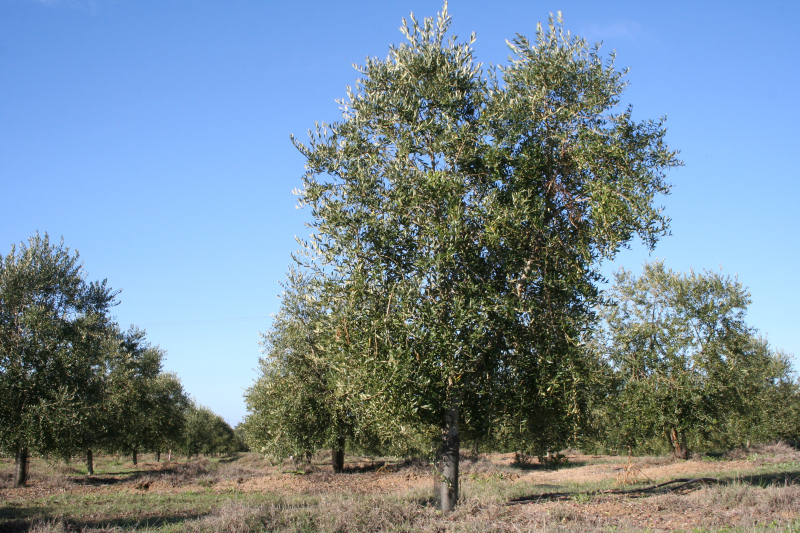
[132,449,138,466]
[667,428,688,459]
[155,450,161,462]
[435,401,460,512]
[332,436,346,473]
[86,449,94,475]
[14,446,29,487]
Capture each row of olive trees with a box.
[0,233,240,486]
[245,256,799,480]
[245,5,680,511]
[182,402,245,458]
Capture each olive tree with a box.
[180,401,240,457]
[292,6,678,510]
[595,261,792,457]
[0,233,118,486]
[244,271,336,462]
[244,270,393,471]
[103,327,190,465]
[147,372,190,461]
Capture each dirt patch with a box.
[215,464,431,497]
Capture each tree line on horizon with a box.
[0,233,244,487]
[242,5,799,513]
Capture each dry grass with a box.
[4,449,800,532]
[725,442,800,465]
[0,463,74,491]
[173,484,800,533]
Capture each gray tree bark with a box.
[332,436,345,473]
[14,446,29,487]
[435,402,460,512]
[86,448,94,475]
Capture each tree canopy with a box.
[248,5,681,511]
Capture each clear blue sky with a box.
[2,0,798,425]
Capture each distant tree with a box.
[765,354,800,442]
[233,423,250,452]
[145,371,190,461]
[714,344,800,448]
[104,327,159,465]
[595,261,793,457]
[180,402,239,457]
[0,233,118,486]
[244,272,328,461]
[291,6,678,510]
[102,327,190,465]
[74,328,120,475]
[206,414,241,455]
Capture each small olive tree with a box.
[180,401,240,457]
[102,327,190,465]
[244,270,394,471]
[595,261,793,457]
[244,272,337,462]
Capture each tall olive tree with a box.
[292,6,678,510]
[0,233,118,486]
[595,261,791,457]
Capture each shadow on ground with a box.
[508,460,590,472]
[0,511,206,533]
[725,469,800,487]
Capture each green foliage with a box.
[0,233,118,465]
[103,327,190,457]
[244,272,335,459]
[180,401,241,457]
[243,270,403,461]
[594,260,797,456]
[0,233,194,483]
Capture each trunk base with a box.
[332,450,345,474]
[667,428,689,459]
[14,447,29,487]
[434,403,460,512]
[332,435,346,473]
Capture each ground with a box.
[2,445,800,532]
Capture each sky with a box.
[1,0,798,426]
